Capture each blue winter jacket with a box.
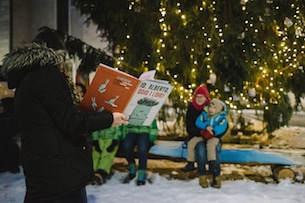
[195,101,228,137]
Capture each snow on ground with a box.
[1,165,305,203]
[1,111,305,203]
[271,126,305,149]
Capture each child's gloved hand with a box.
[92,140,102,152]
[106,140,119,152]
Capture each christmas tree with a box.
[71,0,305,134]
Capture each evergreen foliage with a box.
[70,0,305,134]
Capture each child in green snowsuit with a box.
[122,119,158,186]
[91,126,123,185]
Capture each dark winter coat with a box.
[1,43,113,202]
[0,110,17,142]
[185,101,202,140]
[0,106,19,172]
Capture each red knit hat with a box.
[191,84,210,111]
[194,84,210,99]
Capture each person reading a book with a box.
[194,98,228,188]
[1,27,128,203]
[181,84,210,172]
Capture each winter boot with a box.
[128,163,136,180]
[136,170,146,186]
[181,162,195,172]
[199,175,208,188]
[94,169,108,185]
[211,176,221,188]
[209,160,221,188]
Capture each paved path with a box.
[236,110,305,128]
[289,113,305,127]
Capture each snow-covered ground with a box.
[1,110,305,203]
[1,163,305,203]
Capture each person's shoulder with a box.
[187,101,197,112]
[201,110,208,118]
[32,65,61,79]
[214,112,228,123]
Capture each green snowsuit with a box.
[92,126,123,174]
[121,119,159,143]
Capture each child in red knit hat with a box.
[195,98,228,188]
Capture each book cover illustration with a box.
[123,80,173,126]
[79,64,140,113]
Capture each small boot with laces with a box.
[209,160,221,188]
[211,176,221,188]
[199,175,208,188]
[122,163,137,184]
[136,170,146,186]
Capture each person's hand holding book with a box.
[112,112,129,127]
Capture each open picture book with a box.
[79,63,173,126]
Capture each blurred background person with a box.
[0,99,20,174]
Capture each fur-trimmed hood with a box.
[1,43,66,89]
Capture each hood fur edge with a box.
[1,43,66,77]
